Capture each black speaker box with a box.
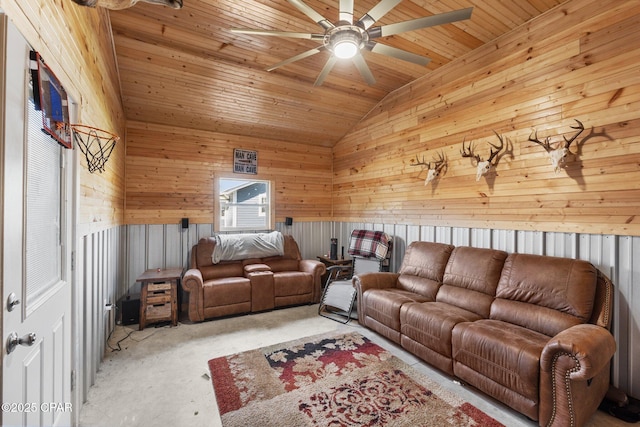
[181,217,189,229]
[118,294,140,326]
[285,217,293,226]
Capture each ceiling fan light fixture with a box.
[329,29,362,59]
[333,39,358,58]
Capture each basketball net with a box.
[71,124,119,173]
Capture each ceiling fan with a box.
[231,0,473,86]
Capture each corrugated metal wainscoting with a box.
[74,226,126,411]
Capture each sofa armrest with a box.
[541,324,616,380]
[299,259,326,303]
[353,272,400,293]
[182,268,205,322]
[539,324,616,427]
[353,272,400,325]
[244,263,272,274]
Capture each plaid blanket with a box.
[348,229,392,260]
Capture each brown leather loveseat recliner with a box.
[355,241,616,427]
[182,234,325,322]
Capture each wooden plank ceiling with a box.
[109,0,565,147]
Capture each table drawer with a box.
[145,303,171,321]
[148,282,171,292]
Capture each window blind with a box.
[25,94,62,305]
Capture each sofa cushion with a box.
[262,235,301,271]
[492,253,597,336]
[439,246,507,318]
[362,289,431,333]
[398,241,454,281]
[396,241,454,298]
[203,277,251,307]
[264,258,300,272]
[396,275,440,301]
[400,301,483,373]
[452,319,548,419]
[273,271,312,296]
[262,235,301,261]
[200,262,245,281]
[196,237,216,268]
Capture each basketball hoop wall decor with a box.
[30,51,73,148]
[71,124,119,173]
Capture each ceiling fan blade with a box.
[287,0,334,30]
[266,47,324,71]
[230,28,324,41]
[368,42,431,66]
[314,56,338,86]
[357,0,402,30]
[339,0,354,24]
[352,54,376,85]
[371,8,473,38]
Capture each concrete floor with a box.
[79,305,628,427]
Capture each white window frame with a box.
[214,175,274,232]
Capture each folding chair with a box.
[318,230,392,323]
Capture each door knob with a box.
[6,332,36,354]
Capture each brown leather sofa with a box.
[182,234,325,322]
[355,241,616,427]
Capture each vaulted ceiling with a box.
[109,0,565,147]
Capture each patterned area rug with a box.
[208,331,504,427]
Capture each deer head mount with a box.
[411,151,447,185]
[71,0,183,9]
[460,132,505,181]
[529,119,585,174]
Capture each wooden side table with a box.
[137,268,182,330]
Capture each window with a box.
[217,177,272,231]
[25,61,64,308]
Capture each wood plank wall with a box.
[333,0,640,237]
[124,120,333,224]
[1,0,126,232]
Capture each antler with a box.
[487,131,504,163]
[411,151,446,171]
[411,150,447,185]
[530,119,586,152]
[563,119,584,149]
[411,154,429,167]
[431,150,446,172]
[528,129,553,152]
[460,139,480,164]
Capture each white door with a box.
[1,15,73,427]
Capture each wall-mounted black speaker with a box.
[181,218,189,229]
[285,217,293,226]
